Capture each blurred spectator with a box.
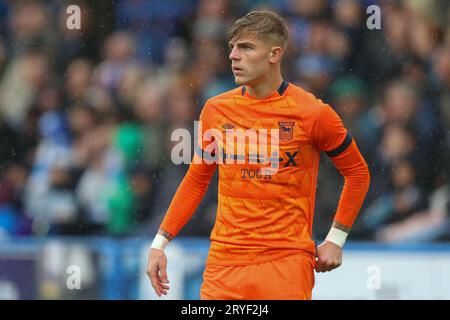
[358,4,409,85]
[0,163,30,237]
[290,0,329,19]
[374,177,450,243]
[295,53,335,98]
[383,80,443,189]
[192,0,230,42]
[131,80,167,171]
[129,165,157,225]
[7,0,55,56]
[371,123,418,191]
[364,159,426,234]
[75,119,134,236]
[331,76,380,162]
[64,58,94,105]
[115,0,198,63]
[96,31,136,93]
[24,107,73,235]
[55,1,97,73]
[0,50,50,128]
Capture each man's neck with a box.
[245,72,284,99]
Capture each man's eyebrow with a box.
[229,41,254,48]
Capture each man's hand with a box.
[315,241,343,273]
[147,248,170,297]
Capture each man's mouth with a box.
[232,66,243,72]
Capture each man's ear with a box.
[269,47,283,63]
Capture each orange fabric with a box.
[200,252,315,300]
[160,153,216,235]
[330,140,371,227]
[160,82,370,267]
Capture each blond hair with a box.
[228,10,288,50]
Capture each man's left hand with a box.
[315,241,342,272]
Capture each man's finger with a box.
[316,260,335,273]
[152,281,161,296]
[315,261,325,272]
[158,284,168,294]
[158,282,170,290]
[152,282,161,296]
[159,262,169,283]
[149,269,162,296]
[152,266,170,295]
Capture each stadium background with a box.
[0,0,449,299]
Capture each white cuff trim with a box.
[325,227,348,248]
[151,234,169,250]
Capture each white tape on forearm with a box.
[325,227,348,248]
[151,234,169,250]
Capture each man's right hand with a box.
[147,248,170,297]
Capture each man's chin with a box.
[234,77,246,86]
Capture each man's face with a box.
[228,33,274,86]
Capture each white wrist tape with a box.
[151,234,169,250]
[325,227,348,248]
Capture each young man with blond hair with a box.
[147,10,370,300]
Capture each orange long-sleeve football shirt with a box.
[160,81,370,266]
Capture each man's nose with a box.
[229,47,240,61]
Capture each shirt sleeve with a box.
[310,99,351,156]
[159,103,218,237]
[309,98,370,228]
[330,140,371,228]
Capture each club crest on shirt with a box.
[278,121,295,141]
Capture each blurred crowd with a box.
[0,0,449,243]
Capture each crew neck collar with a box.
[241,80,289,99]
